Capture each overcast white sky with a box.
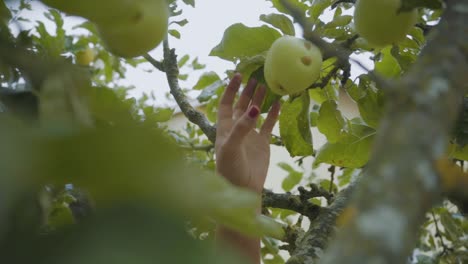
[14,0,370,108]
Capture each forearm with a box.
[216,225,261,264]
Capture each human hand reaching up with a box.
[215,73,280,263]
[215,73,280,194]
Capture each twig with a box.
[143,53,165,72]
[328,166,336,194]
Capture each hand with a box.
[215,73,280,193]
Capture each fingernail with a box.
[248,106,259,119]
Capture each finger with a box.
[226,105,260,146]
[233,78,257,118]
[250,84,267,109]
[260,100,281,137]
[218,73,242,120]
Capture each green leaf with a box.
[309,0,334,23]
[357,87,384,128]
[210,23,281,61]
[47,202,75,229]
[439,210,463,244]
[268,0,309,16]
[236,55,265,84]
[145,107,174,123]
[260,13,295,36]
[315,122,375,168]
[309,82,339,104]
[197,80,225,103]
[375,46,402,78]
[178,54,190,68]
[278,162,303,191]
[317,100,346,143]
[172,19,189,27]
[0,0,12,23]
[193,71,221,90]
[279,93,313,157]
[338,168,357,187]
[169,29,181,39]
[452,144,468,161]
[191,57,206,70]
[182,0,195,7]
[319,179,337,193]
[324,15,352,28]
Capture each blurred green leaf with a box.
[197,81,225,103]
[375,47,402,78]
[193,71,221,90]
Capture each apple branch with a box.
[285,184,355,264]
[263,184,333,219]
[317,0,468,263]
[150,39,217,143]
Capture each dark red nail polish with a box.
[249,106,259,118]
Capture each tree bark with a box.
[318,1,468,263]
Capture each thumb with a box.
[226,105,260,145]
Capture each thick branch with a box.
[159,40,217,143]
[319,1,468,263]
[286,184,355,264]
[262,185,332,219]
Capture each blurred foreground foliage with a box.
[0,1,284,263]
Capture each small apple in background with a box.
[76,48,95,66]
[354,0,418,48]
[264,36,323,96]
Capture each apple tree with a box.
[0,0,467,264]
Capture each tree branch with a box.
[319,1,468,263]
[286,184,355,263]
[143,53,165,72]
[262,184,333,219]
[157,39,217,143]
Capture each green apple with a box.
[264,36,323,96]
[354,0,418,47]
[40,0,137,23]
[97,0,169,58]
[76,48,95,66]
[41,0,169,58]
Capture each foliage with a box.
[0,0,467,264]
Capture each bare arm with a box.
[214,73,280,263]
